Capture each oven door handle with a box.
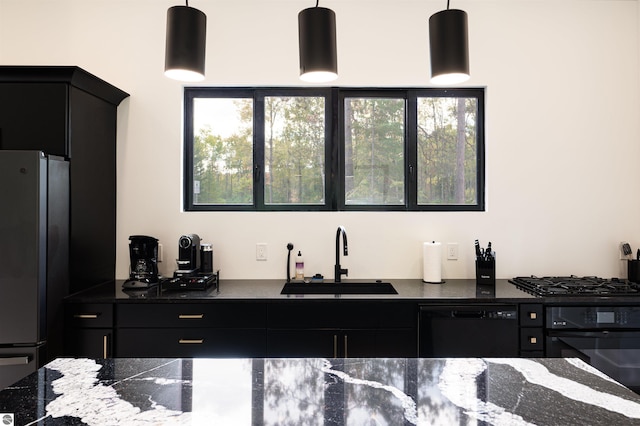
[548,330,640,338]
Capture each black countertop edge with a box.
[63,278,640,304]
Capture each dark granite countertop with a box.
[66,279,539,303]
[1,357,640,425]
[66,278,640,305]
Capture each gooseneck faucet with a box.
[334,226,348,282]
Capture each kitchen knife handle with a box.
[178,314,204,319]
[0,356,30,366]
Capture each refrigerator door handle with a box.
[0,356,31,366]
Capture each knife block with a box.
[628,260,640,283]
[476,258,496,286]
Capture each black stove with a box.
[509,275,640,297]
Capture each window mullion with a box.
[406,92,418,210]
[253,95,265,210]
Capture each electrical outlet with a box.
[447,243,459,260]
[256,243,268,261]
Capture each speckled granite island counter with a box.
[1,357,640,425]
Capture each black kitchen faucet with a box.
[334,226,348,282]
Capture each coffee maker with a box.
[123,235,159,288]
[175,234,200,277]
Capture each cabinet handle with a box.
[333,335,338,358]
[179,339,204,344]
[529,312,537,320]
[529,336,538,344]
[178,314,204,319]
[344,335,348,358]
[0,356,30,366]
[74,314,99,319]
[103,335,109,358]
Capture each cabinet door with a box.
[117,328,266,358]
[65,328,112,358]
[0,83,69,156]
[366,329,417,357]
[267,330,339,357]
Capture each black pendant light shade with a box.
[298,6,338,83]
[429,8,469,85]
[165,5,207,82]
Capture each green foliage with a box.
[193,99,254,204]
[417,97,477,205]
[191,94,478,207]
[265,96,325,204]
[345,98,405,205]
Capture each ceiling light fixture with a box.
[298,1,338,83]
[165,1,207,82]
[429,0,470,85]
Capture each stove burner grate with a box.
[509,275,640,297]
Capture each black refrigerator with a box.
[0,151,69,390]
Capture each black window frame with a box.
[184,87,485,212]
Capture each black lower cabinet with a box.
[267,330,339,358]
[64,303,114,358]
[266,329,416,358]
[117,329,266,358]
[65,328,113,359]
[267,301,417,358]
[115,302,267,358]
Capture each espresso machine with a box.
[175,234,201,277]
[123,235,160,288]
[162,234,218,291]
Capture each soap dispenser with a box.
[295,251,305,280]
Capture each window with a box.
[184,87,484,211]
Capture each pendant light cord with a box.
[315,0,319,7]
[186,0,189,6]
[447,0,450,9]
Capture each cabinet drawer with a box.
[66,303,113,328]
[117,303,266,328]
[519,304,543,327]
[520,328,544,351]
[117,328,266,358]
[268,302,416,329]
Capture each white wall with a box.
[1,0,639,281]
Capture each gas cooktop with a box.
[509,275,640,297]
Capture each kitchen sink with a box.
[280,281,398,295]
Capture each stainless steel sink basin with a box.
[281,281,397,295]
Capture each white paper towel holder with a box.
[423,278,445,284]
[422,241,445,284]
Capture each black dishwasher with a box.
[419,305,519,357]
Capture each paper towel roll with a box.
[423,241,443,284]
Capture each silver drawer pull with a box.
[74,314,99,319]
[179,339,204,344]
[178,314,204,319]
[0,356,30,366]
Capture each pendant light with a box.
[164,1,207,82]
[298,1,338,83]
[429,1,469,85]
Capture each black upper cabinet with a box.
[0,83,68,155]
[0,66,129,293]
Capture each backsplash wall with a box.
[1,0,639,281]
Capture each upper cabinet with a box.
[0,66,129,293]
[0,66,128,158]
